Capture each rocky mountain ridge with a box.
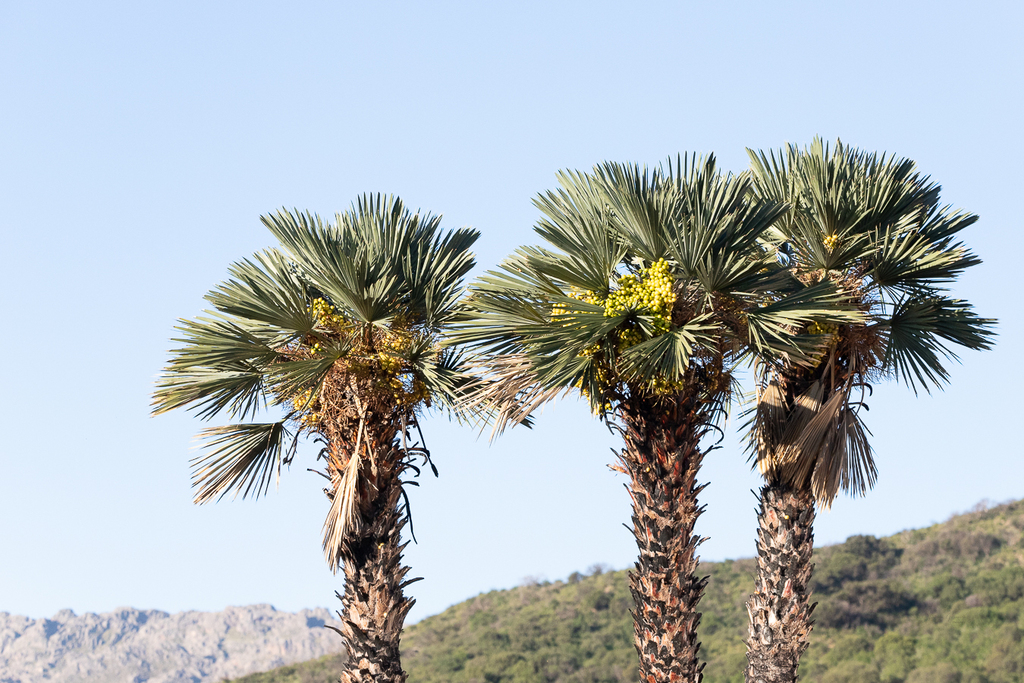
[0,604,344,683]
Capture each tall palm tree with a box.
[152,195,479,683]
[456,156,857,683]
[742,140,995,683]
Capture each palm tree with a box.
[742,140,995,683]
[455,156,857,683]
[152,195,479,683]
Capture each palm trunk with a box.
[745,482,816,683]
[335,469,415,683]
[621,397,710,683]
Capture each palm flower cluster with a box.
[805,320,838,336]
[292,299,431,423]
[550,258,679,406]
[602,258,676,345]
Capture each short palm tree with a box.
[741,140,995,683]
[152,195,479,683]
[456,156,857,683]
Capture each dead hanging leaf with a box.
[323,452,363,572]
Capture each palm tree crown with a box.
[152,195,479,566]
[746,139,995,503]
[459,156,857,425]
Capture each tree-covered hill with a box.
[233,498,1024,683]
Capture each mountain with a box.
[233,498,1024,683]
[0,605,344,683]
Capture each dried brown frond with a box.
[458,354,569,439]
[753,310,884,506]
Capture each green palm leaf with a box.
[881,295,994,392]
[205,249,318,339]
[153,365,265,421]
[191,422,289,504]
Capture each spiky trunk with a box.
[621,396,710,683]
[335,466,415,683]
[745,482,816,683]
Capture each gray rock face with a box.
[0,605,345,683]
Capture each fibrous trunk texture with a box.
[621,397,710,683]
[745,482,816,683]
[335,466,415,683]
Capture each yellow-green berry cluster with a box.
[807,321,839,335]
[823,234,840,251]
[605,259,674,319]
[289,297,435,422]
[605,259,676,348]
[292,387,321,426]
[310,298,346,329]
[555,260,680,406]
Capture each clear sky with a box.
[1,0,1021,625]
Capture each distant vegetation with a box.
[234,499,1024,683]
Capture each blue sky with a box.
[1,1,1021,624]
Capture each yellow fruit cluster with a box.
[310,298,346,330]
[552,260,676,347]
[606,259,676,346]
[556,260,679,408]
[648,374,686,396]
[387,374,430,407]
[291,388,321,427]
[807,321,839,335]
[375,329,411,375]
[605,259,675,323]
[823,234,840,251]
[284,298,437,425]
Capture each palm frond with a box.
[808,404,876,507]
[401,342,481,422]
[191,422,289,504]
[205,250,318,339]
[454,354,566,437]
[262,196,480,329]
[161,315,283,371]
[744,281,864,361]
[153,365,265,421]
[591,161,677,263]
[322,452,361,572]
[267,355,344,404]
[533,170,627,293]
[880,295,996,392]
[870,215,981,293]
[618,316,718,382]
[261,207,401,325]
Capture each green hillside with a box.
[234,499,1024,683]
